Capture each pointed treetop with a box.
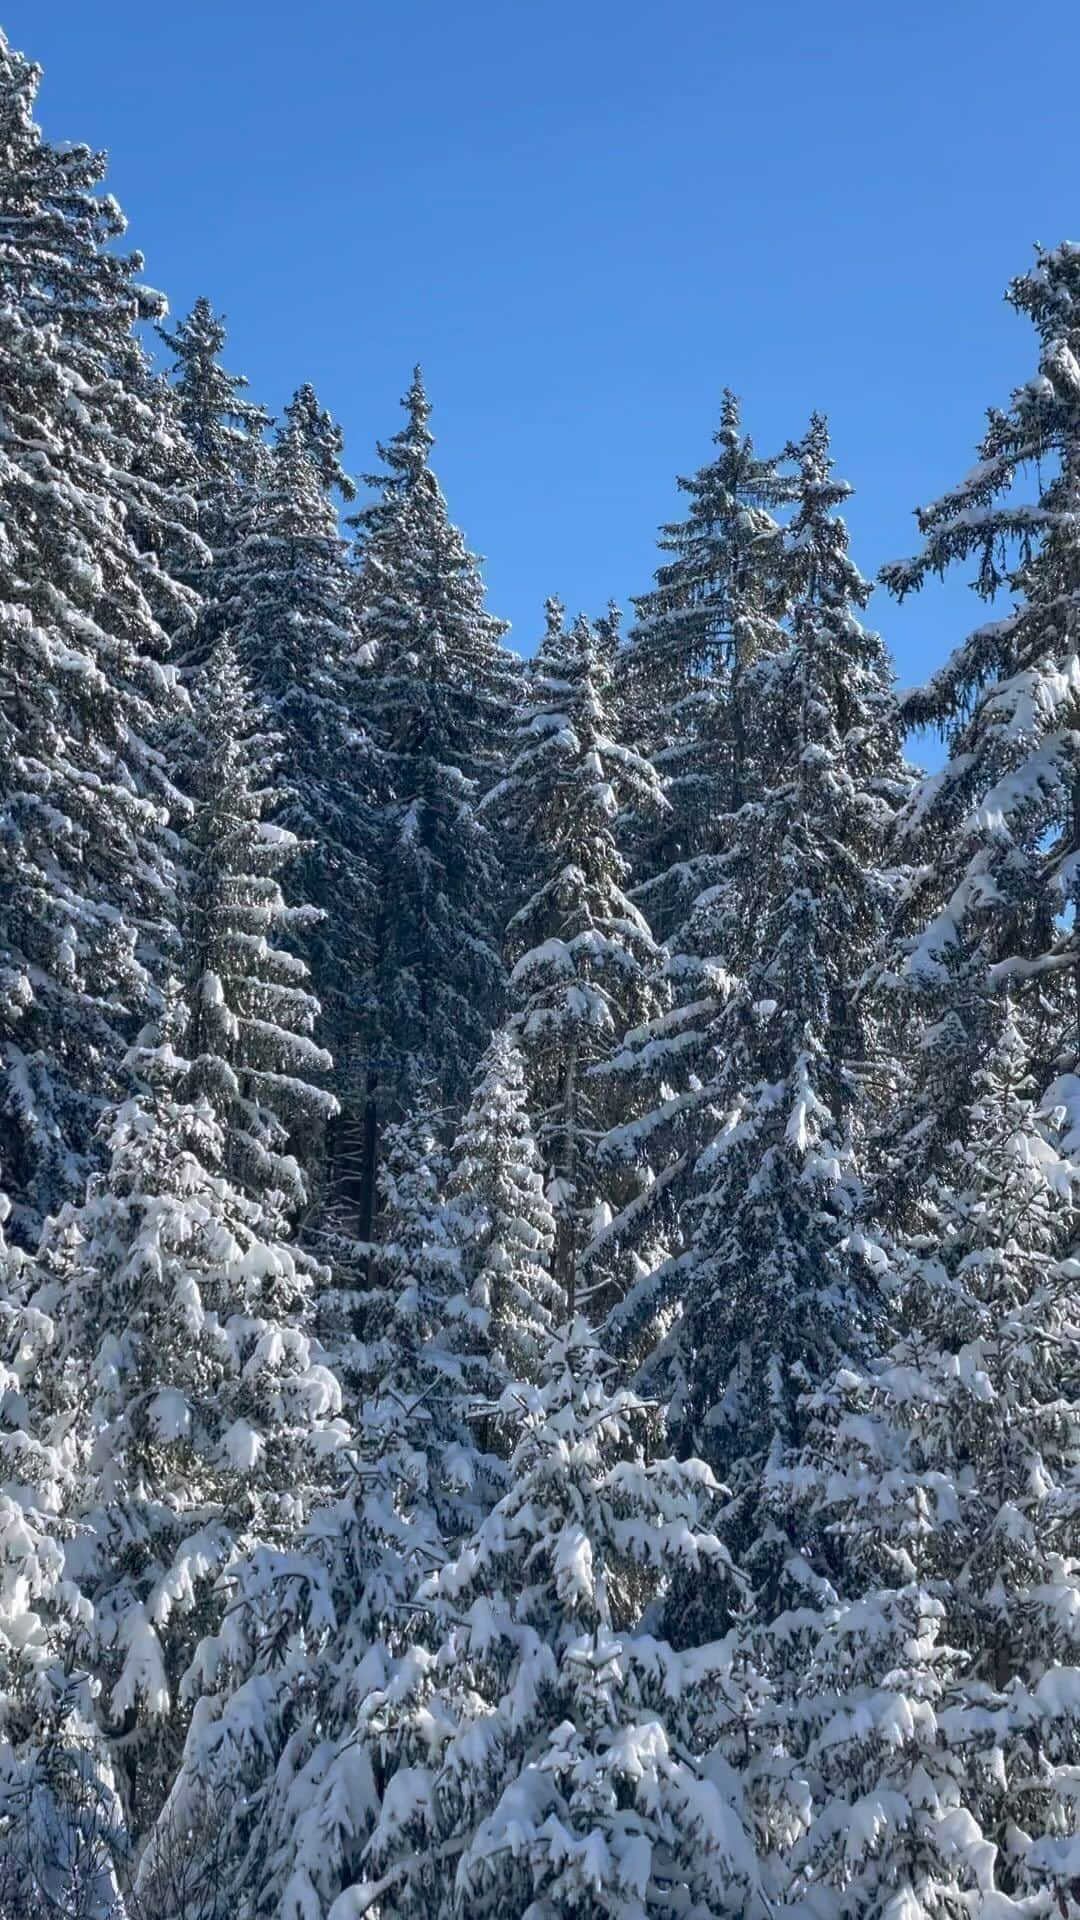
[541,593,566,648]
[785,414,869,608]
[406,362,431,430]
[791,411,850,503]
[159,294,270,470]
[281,381,356,501]
[365,364,436,490]
[169,294,226,357]
[595,598,623,665]
[715,385,743,449]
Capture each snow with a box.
[5,59,1080,1919]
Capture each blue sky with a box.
[12,1,1080,697]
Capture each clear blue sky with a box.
[12,1,1080,696]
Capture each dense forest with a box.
[2,22,1080,1920]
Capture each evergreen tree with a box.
[33,1029,347,1847]
[147,1105,479,1920]
[359,1101,489,1539]
[160,297,269,489]
[280,382,356,505]
[28,632,349,1856]
[613,423,910,1618]
[0,1188,128,1919]
[158,295,270,650]
[766,1006,1080,1915]
[349,1316,758,1920]
[591,413,799,1301]
[620,391,793,941]
[184,641,336,1226]
[349,370,517,1230]
[497,600,666,1315]
[0,30,198,1234]
[443,1027,562,1405]
[760,1584,985,1919]
[881,241,1080,1097]
[219,392,373,1213]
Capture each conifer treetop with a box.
[881,242,1080,1001]
[159,295,271,474]
[283,380,357,501]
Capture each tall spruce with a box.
[27,1023,347,1852]
[159,295,270,652]
[591,410,798,1300]
[218,392,371,1207]
[0,30,199,1234]
[881,242,1080,1102]
[150,1103,482,1920]
[184,640,336,1226]
[800,238,1080,1913]
[620,391,793,941]
[614,423,910,1620]
[764,1006,1080,1915]
[31,645,345,1850]
[349,370,516,1234]
[496,600,666,1315]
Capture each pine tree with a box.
[280,382,357,505]
[349,370,517,1230]
[350,1315,758,1920]
[620,390,793,941]
[613,423,910,1621]
[760,1584,984,1919]
[359,1101,490,1539]
[158,295,270,652]
[880,242,1080,1096]
[218,392,373,1214]
[184,641,336,1226]
[147,1105,479,1920]
[0,1187,129,1919]
[0,30,199,1234]
[591,412,798,1301]
[161,297,269,489]
[765,1005,1080,1915]
[33,1026,347,1847]
[443,1027,562,1406]
[497,600,667,1316]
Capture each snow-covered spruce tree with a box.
[762,1003,1080,1917]
[160,297,269,493]
[33,1026,347,1852]
[589,418,799,1300]
[443,1026,562,1410]
[158,295,270,652]
[219,390,373,1215]
[357,1098,491,1540]
[619,390,793,941]
[145,1102,482,1920]
[0,30,199,1235]
[0,1187,129,1919]
[349,369,517,1227]
[184,640,336,1227]
[495,599,667,1316]
[758,1583,985,1920]
[614,422,910,1618]
[279,382,357,507]
[343,1314,759,1920]
[880,241,1080,1103]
